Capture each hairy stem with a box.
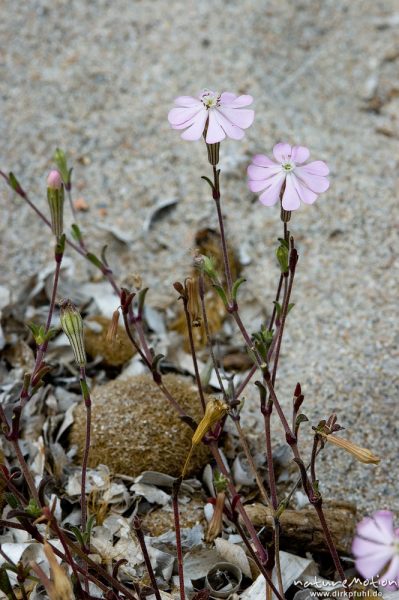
[182,296,206,413]
[198,274,228,400]
[212,166,233,298]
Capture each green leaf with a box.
[273,301,282,318]
[232,277,246,302]
[54,148,70,184]
[69,525,85,547]
[213,470,228,493]
[137,287,149,316]
[86,252,103,269]
[276,498,288,518]
[255,380,267,405]
[200,175,215,191]
[27,322,41,338]
[0,566,14,597]
[4,493,19,509]
[44,327,59,343]
[8,172,23,195]
[152,353,165,374]
[100,245,109,266]
[71,223,83,242]
[26,498,41,518]
[84,514,96,543]
[213,284,228,308]
[55,233,66,255]
[295,413,309,431]
[287,303,295,314]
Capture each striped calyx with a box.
[60,300,86,367]
[47,180,65,239]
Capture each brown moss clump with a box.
[84,315,135,367]
[70,374,210,477]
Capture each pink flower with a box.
[247,142,329,211]
[168,89,254,143]
[352,510,399,589]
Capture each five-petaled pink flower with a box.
[247,142,329,211]
[168,89,254,143]
[352,510,399,589]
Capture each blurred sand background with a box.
[1,0,398,513]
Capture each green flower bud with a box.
[54,148,71,189]
[47,170,64,238]
[276,244,289,274]
[194,254,218,281]
[60,300,86,367]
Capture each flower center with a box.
[201,89,220,109]
[282,161,295,172]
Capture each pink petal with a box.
[252,154,279,168]
[247,164,281,180]
[213,110,245,140]
[291,145,310,164]
[373,511,397,538]
[295,167,330,193]
[181,111,208,141]
[356,550,394,579]
[220,93,253,107]
[273,142,292,163]
[352,536,390,557]
[300,160,329,176]
[219,92,236,105]
[206,110,226,143]
[217,106,254,129]
[258,173,285,207]
[248,178,269,193]
[282,174,301,210]
[168,106,204,127]
[291,173,318,204]
[174,96,202,107]
[356,512,395,544]
[380,555,399,587]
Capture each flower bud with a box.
[47,170,62,190]
[54,148,71,190]
[276,244,289,274]
[47,171,64,238]
[194,254,218,282]
[59,300,86,367]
